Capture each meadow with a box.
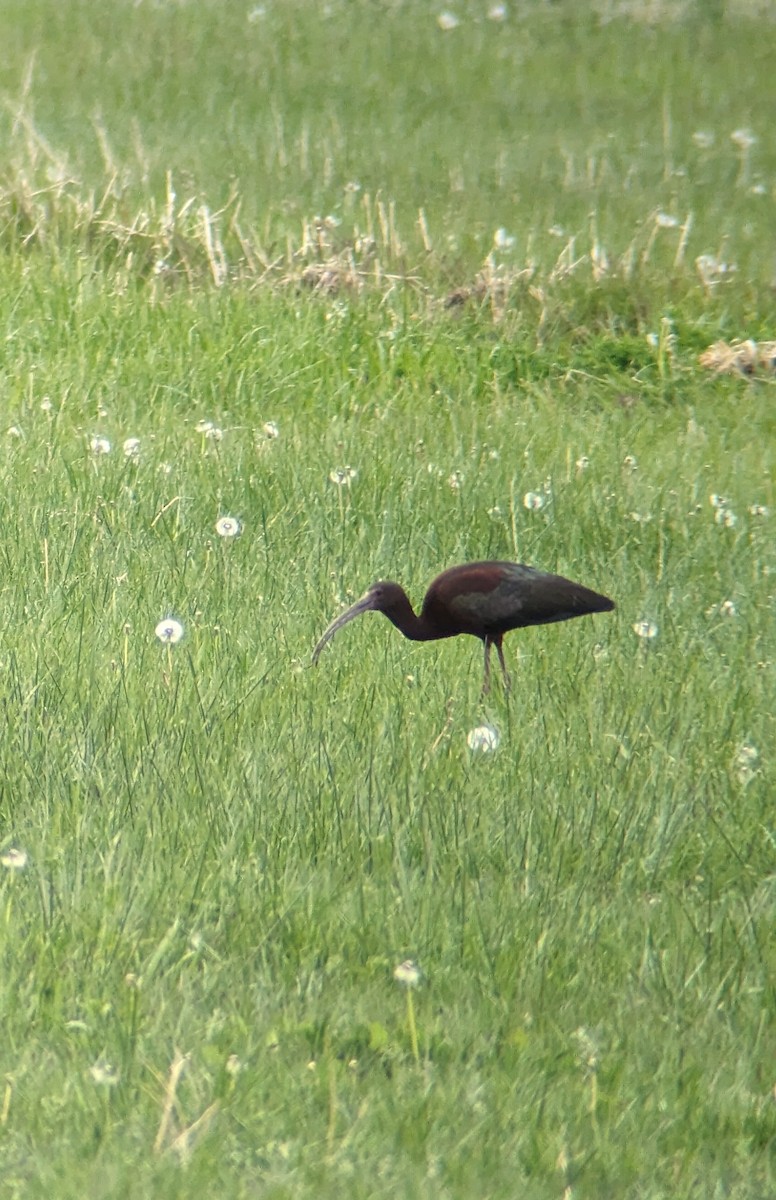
[0,1,773,1196]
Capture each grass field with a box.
[0,2,774,1197]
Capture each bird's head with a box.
[312,581,406,664]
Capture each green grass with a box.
[0,3,774,1197]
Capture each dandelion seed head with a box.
[205,426,223,442]
[748,503,768,517]
[215,516,241,538]
[523,491,545,511]
[262,420,279,439]
[394,959,423,987]
[195,419,214,434]
[329,466,357,486]
[572,1026,601,1071]
[155,618,184,645]
[736,744,758,768]
[437,11,460,31]
[735,743,759,786]
[448,470,463,492]
[1,847,27,870]
[731,128,756,149]
[720,599,737,616]
[696,254,736,285]
[575,455,590,473]
[493,227,516,250]
[89,1059,119,1086]
[7,425,23,439]
[467,724,500,753]
[623,454,638,472]
[715,508,737,528]
[89,435,111,456]
[40,397,53,413]
[633,620,658,640]
[123,437,141,460]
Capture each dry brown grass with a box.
[699,339,776,376]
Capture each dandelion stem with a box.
[405,988,420,1066]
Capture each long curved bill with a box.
[312,593,376,664]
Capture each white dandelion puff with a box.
[195,419,214,434]
[632,620,658,640]
[437,11,460,30]
[715,508,737,528]
[89,435,111,456]
[1,847,27,870]
[393,960,423,987]
[448,470,463,492]
[730,128,756,149]
[493,227,516,250]
[696,255,736,286]
[575,456,590,473]
[523,491,545,511]
[155,618,184,645]
[623,454,638,472]
[89,1059,119,1087]
[748,504,768,517]
[736,744,758,768]
[734,743,759,786]
[329,466,357,486]
[215,516,241,538]
[123,437,141,460]
[262,420,279,439]
[467,724,500,753]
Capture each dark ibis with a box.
[313,561,615,692]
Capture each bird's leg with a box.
[494,635,511,693]
[482,638,492,695]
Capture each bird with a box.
[312,561,615,692]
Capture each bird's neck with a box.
[383,596,444,642]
